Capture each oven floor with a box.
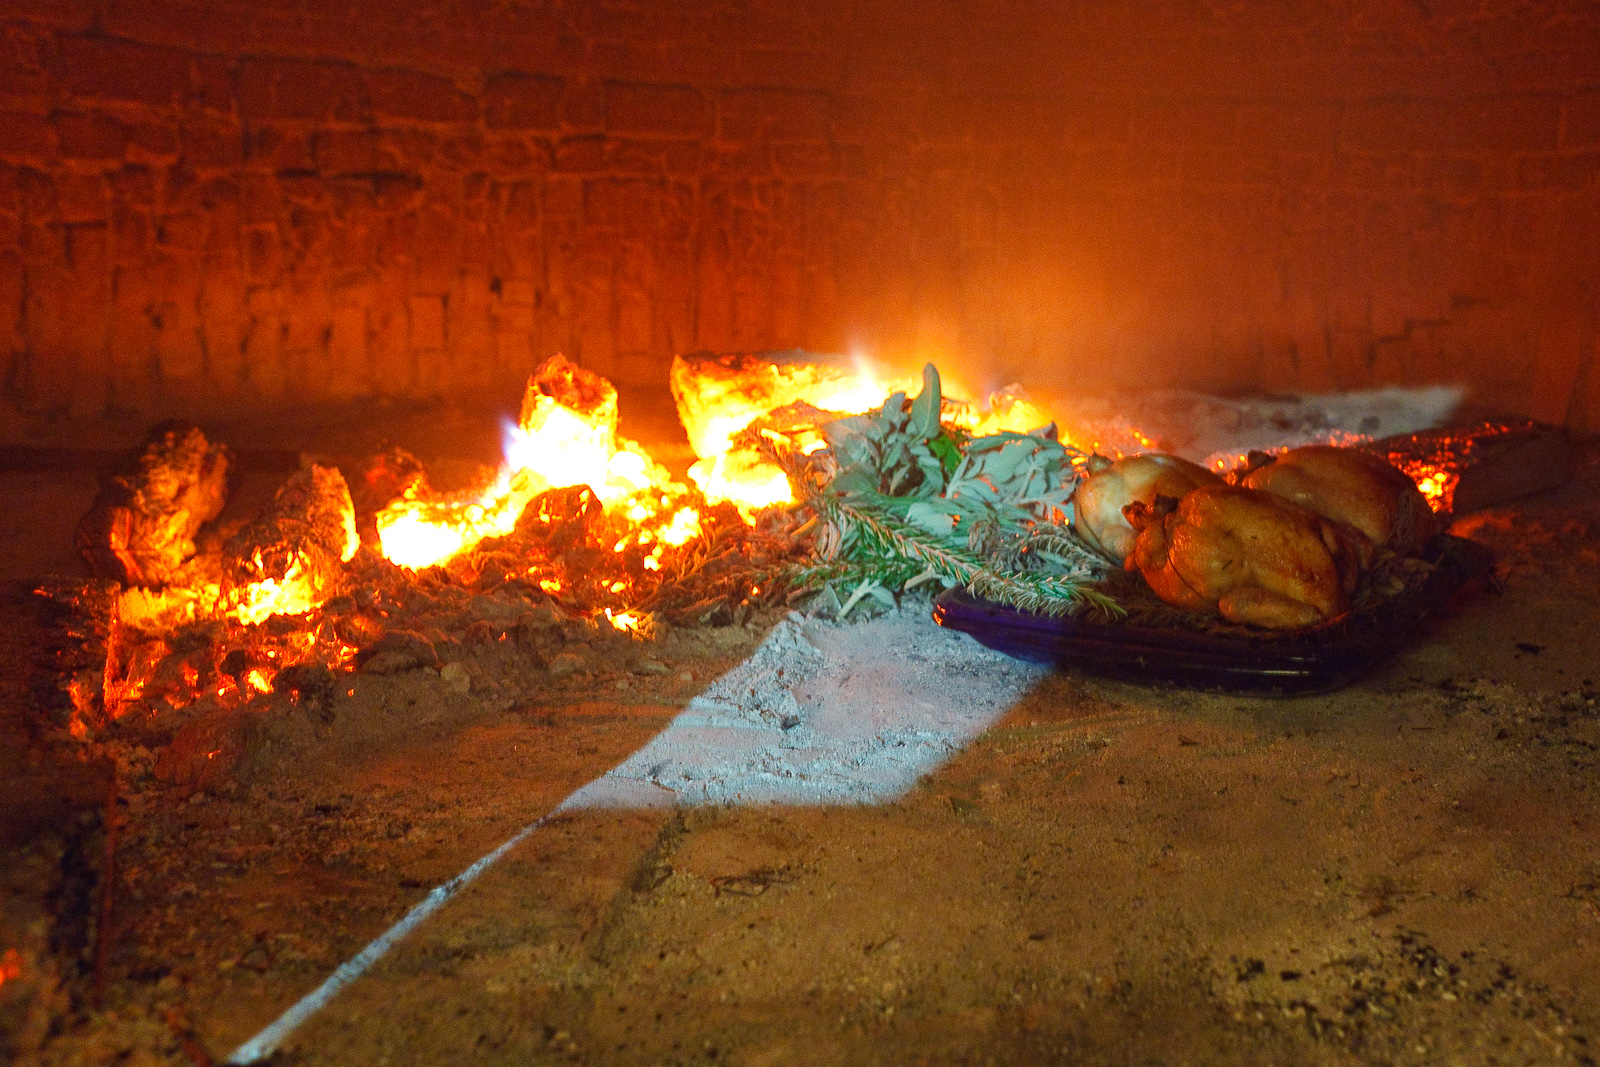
[5,439,1600,1067]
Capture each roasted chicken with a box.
[1123,486,1370,630]
[1241,445,1440,555]
[1074,453,1223,562]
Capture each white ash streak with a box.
[562,610,1045,809]
[226,812,557,1064]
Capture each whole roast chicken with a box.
[1241,445,1440,555]
[1123,485,1371,630]
[1074,453,1223,562]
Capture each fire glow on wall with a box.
[1,1,1598,434]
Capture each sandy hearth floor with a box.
[4,439,1599,1067]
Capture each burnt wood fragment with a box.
[223,465,357,617]
[514,484,604,551]
[74,423,231,588]
[31,578,122,732]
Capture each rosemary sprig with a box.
[816,494,1123,619]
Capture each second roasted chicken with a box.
[1073,452,1223,562]
[1241,445,1440,555]
[1123,485,1371,630]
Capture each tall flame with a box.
[377,356,699,570]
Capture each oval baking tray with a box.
[932,534,1495,696]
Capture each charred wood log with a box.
[75,423,231,588]
[30,579,122,733]
[1368,420,1571,516]
[222,465,358,622]
[350,445,427,546]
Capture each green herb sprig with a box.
[765,367,1124,621]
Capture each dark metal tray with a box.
[932,535,1495,696]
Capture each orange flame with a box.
[688,448,796,518]
[672,354,918,518]
[671,354,920,461]
[226,554,322,626]
[948,391,1057,439]
[377,357,698,570]
[0,948,22,987]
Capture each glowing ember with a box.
[225,553,320,626]
[339,508,360,562]
[606,608,645,634]
[689,449,794,517]
[377,479,530,570]
[1408,465,1459,510]
[0,948,21,987]
[657,507,702,546]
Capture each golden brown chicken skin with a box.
[1074,453,1223,562]
[1123,485,1369,630]
[1241,445,1440,555]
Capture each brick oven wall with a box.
[2,0,1598,430]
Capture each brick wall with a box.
[3,0,1599,429]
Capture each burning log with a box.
[222,465,359,625]
[1370,420,1571,516]
[377,353,696,571]
[74,423,231,588]
[350,445,427,545]
[522,352,615,426]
